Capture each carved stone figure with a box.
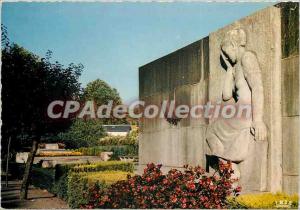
[206,28,267,184]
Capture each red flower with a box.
[170,195,177,203]
[180,197,187,203]
[187,182,196,190]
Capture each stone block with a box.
[239,140,268,192]
[16,152,29,163]
[185,126,207,167]
[281,56,299,117]
[282,116,299,175]
[283,175,299,195]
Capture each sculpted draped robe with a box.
[206,51,260,162]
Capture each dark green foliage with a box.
[8,163,25,180]
[58,119,107,149]
[52,163,79,200]
[83,79,127,124]
[31,167,56,192]
[76,145,138,158]
[67,173,107,208]
[83,79,122,105]
[67,173,90,208]
[1,24,83,152]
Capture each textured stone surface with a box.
[239,140,268,192]
[283,175,299,195]
[281,56,299,117]
[139,37,209,98]
[282,116,299,176]
[138,36,209,171]
[278,2,299,195]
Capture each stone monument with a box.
[139,3,299,194]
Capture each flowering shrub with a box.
[81,162,240,209]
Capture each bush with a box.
[75,145,138,158]
[9,163,25,180]
[82,162,240,209]
[30,161,134,206]
[227,192,299,209]
[31,166,56,193]
[68,171,132,208]
[75,147,104,156]
[84,171,132,185]
[72,161,134,173]
[51,163,78,200]
[52,161,133,200]
[59,119,107,149]
[99,129,138,146]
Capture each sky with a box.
[1,2,274,102]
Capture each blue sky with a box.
[2,2,273,102]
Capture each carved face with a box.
[221,42,237,63]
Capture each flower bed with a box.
[82,162,240,209]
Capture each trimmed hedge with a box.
[30,161,134,205]
[75,145,138,158]
[67,171,131,208]
[71,161,134,173]
[75,147,104,156]
[227,192,299,209]
[52,161,133,200]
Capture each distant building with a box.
[103,125,131,136]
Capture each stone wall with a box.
[278,2,299,195]
[139,37,209,172]
[139,3,299,194]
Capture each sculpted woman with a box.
[206,28,267,183]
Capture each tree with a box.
[83,79,127,124]
[83,79,122,105]
[1,25,83,199]
[59,119,106,148]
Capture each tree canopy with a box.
[83,79,122,105]
[83,79,127,124]
[1,25,83,152]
